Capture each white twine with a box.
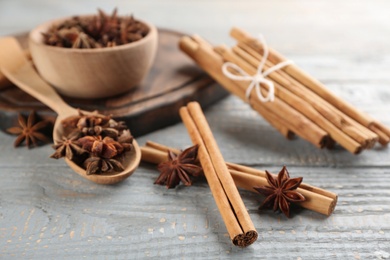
[222,35,294,102]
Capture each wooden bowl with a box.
[28,16,158,99]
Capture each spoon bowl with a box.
[0,37,141,185]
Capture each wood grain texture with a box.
[1,0,390,259]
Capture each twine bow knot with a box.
[222,35,293,103]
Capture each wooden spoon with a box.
[0,37,141,184]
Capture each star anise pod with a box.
[254,166,305,218]
[50,135,86,160]
[7,111,51,148]
[117,129,133,151]
[61,110,110,129]
[76,113,111,131]
[84,156,124,175]
[43,9,148,48]
[78,135,123,158]
[62,111,114,137]
[155,145,203,189]
[108,119,128,132]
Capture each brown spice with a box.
[7,111,51,148]
[51,110,134,175]
[141,141,338,216]
[84,156,124,175]
[117,129,134,151]
[78,135,123,158]
[254,166,305,217]
[155,145,202,189]
[180,102,258,247]
[43,8,149,49]
[50,136,86,160]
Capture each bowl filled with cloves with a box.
[29,9,158,99]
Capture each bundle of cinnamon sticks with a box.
[179,28,390,154]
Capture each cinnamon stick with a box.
[183,36,304,142]
[233,43,378,149]
[214,44,363,154]
[230,27,390,145]
[180,101,257,247]
[141,141,338,216]
[179,36,329,148]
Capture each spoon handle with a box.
[0,37,76,116]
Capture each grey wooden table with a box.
[1,1,390,259]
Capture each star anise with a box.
[43,8,149,48]
[155,145,203,189]
[76,113,111,131]
[78,135,123,158]
[50,135,86,160]
[7,111,51,148]
[80,125,118,139]
[50,109,133,175]
[83,156,124,175]
[107,119,128,132]
[254,166,305,218]
[117,129,133,151]
[62,111,115,137]
[61,110,110,129]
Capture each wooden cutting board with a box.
[0,28,228,137]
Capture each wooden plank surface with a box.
[1,1,390,259]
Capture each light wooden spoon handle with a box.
[0,37,76,116]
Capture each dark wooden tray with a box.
[0,28,228,137]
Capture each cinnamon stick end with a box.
[232,230,258,247]
[369,124,390,146]
[178,36,199,54]
[328,196,338,216]
[319,135,332,149]
[286,131,295,140]
[353,146,363,155]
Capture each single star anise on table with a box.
[6,111,51,148]
[155,145,203,189]
[254,166,305,218]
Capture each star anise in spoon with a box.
[155,145,203,189]
[117,129,133,151]
[254,166,305,218]
[6,111,51,148]
[83,156,124,175]
[78,135,123,158]
[50,135,87,161]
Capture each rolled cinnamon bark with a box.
[214,44,365,154]
[230,27,390,145]
[232,43,378,149]
[180,102,257,247]
[179,36,329,149]
[141,141,338,216]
